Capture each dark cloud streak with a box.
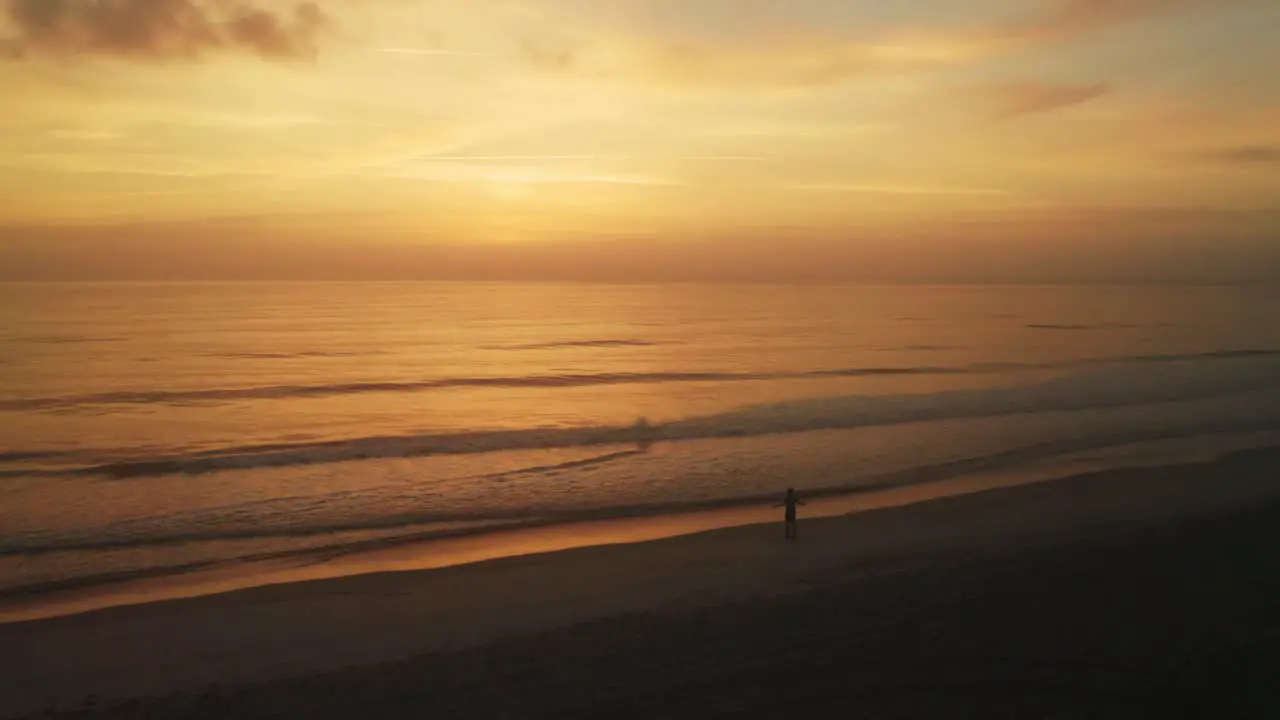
[2,0,328,61]
[1205,145,1280,164]
[988,81,1110,119]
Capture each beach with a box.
[4,446,1278,718]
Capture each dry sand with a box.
[3,447,1279,718]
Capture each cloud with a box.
[386,159,676,186]
[519,33,987,87]
[517,0,1223,88]
[1033,0,1213,35]
[520,38,577,72]
[373,47,482,58]
[795,183,1010,197]
[1202,144,1280,164]
[2,0,328,61]
[987,81,1110,118]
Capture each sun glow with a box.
[1,0,1277,280]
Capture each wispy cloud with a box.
[519,34,976,87]
[514,0,1225,88]
[520,38,577,71]
[1196,144,1280,164]
[986,81,1110,119]
[416,155,769,163]
[420,155,602,161]
[393,162,676,186]
[46,129,123,142]
[1,0,328,61]
[720,122,892,138]
[796,184,1011,196]
[1019,0,1207,41]
[372,47,482,58]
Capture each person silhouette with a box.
[778,488,805,540]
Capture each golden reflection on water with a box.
[4,283,1279,622]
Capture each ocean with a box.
[3,282,1280,603]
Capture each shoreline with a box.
[3,430,1273,625]
[3,444,1280,717]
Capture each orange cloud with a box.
[987,81,1110,119]
[1,0,327,61]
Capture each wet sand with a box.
[4,447,1279,718]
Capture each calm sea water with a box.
[2,282,1279,596]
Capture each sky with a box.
[1,0,1278,282]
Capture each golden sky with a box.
[1,0,1278,281]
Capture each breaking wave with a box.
[3,348,1277,413]
[4,352,1278,479]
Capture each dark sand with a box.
[4,447,1279,718]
